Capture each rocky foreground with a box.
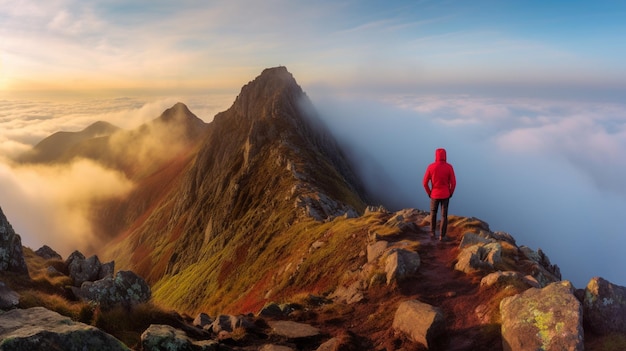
[2,206,626,350]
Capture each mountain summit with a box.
[99,66,368,312]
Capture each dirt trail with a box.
[403,226,502,350]
[324,223,503,351]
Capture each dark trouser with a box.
[430,198,450,237]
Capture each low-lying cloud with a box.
[0,159,133,255]
[311,92,626,288]
[0,95,231,256]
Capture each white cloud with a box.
[312,92,626,287]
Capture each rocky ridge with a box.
[2,205,626,350]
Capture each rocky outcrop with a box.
[583,277,626,335]
[519,246,562,285]
[141,324,219,351]
[455,242,502,274]
[392,299,445,349]
[74,270,151,309]
[500,281,583,351]
[0,207,28,275]
[480,271,539,289]
[209,314,254,334]
[35,245,62,260]
[0,307,129,350]
[66,251,114,286]
[0,281,19,310]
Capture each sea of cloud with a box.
[310,92,626,289]
[0,94,232,256]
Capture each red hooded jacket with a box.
[423,148,456,199]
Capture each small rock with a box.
[193,312,213,328]
[34,245,62,260]
[268,320,320,340]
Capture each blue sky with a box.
[1,1,626,288]
[2,0,626,97]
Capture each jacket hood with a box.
[435,148,447,162]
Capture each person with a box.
[423,148,456,241]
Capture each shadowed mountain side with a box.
[99,67,370,313]
[18,102,208,180]
[18,121,120,164]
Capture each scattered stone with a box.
[480,271,531,289]
[519,246,561,283]
[209,314,253,334]
[0,207,29,275]
[0,307,129,350]
[492,231,516,245]
[458,232,493,249]
[315,337,340,351]
[67,252,103,286]
[99,260,115,280]
[141,324,218,351]
[268,320,320,340]
[366,240,388,263]
[193,313,213,328]
[260,344,295,351]
[392,299,445,349]
[258,303,284,318]
[74,270,151,309]
[583,277,626,335]
[384,248,420,285]
[309,240,325,252]
[330,280,365,304]
[34,245,62,260]
[455,242,502,274]
[0,281,19,310]
[500,281,583,351]
[46,265,63,277]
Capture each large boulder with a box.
[75,270,151,309]
[0,281,20,310]
[384,248,420,285]
[392,299,445,349]
[583,277,626,335]
[141,324,218,351]
[66,251,114,287]
[0,307,129,350]
[500,281,583,351]
[0,207,28,275]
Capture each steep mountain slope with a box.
[100,67,369,313]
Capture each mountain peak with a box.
[227,66,302,121]
[152,102,208,141]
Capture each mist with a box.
[311,92,626,289]
[0,95,231,257]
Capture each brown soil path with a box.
[313,222,504,351]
